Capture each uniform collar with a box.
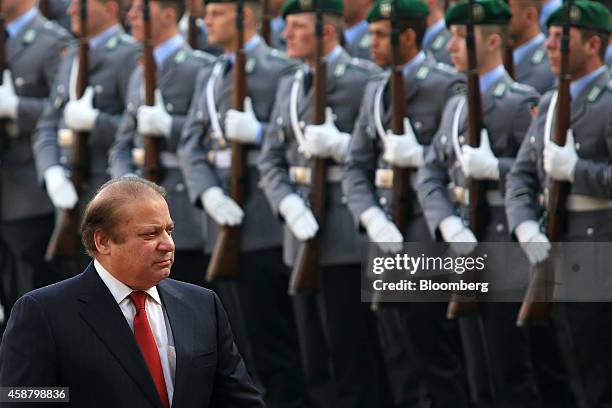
[94,259,162,306]
[223,34,262,63]
[6,7,38,38]
[154,34,185,68]
[423,19,446,50]
[513,32,545,65]
[570,65,608,101]
[479,64,506,93]
[344,20,368,45]
[302,45,343,75]
[403,51,427,78]
[89,24,121,50]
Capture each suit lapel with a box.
[77,264,163,408]
[157,281,195,408]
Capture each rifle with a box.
[206,0,248,281]
[187,0,200,49]
[45,0,90,260]
[516,0,572,326]
[504,38,514,79]
[261,0,272,45]
[289,0,327,294]
[390,0,411,234]
[446,0,486,319]
[142,0,162,184]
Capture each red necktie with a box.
[129,291,170,408]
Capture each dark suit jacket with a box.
[0,263,265,408]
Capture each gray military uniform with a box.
[505,68,612,407]
[418,70,541,405]
[0,11,70,312]
[179,37,292,253]
[423,25,452,66]
[343,56,469,407]
[33,27,140,208]
[109,46,215,251]
[258,49,381,266]
[42,0,71,32]
[179,14,223,56]
[344,23,372,61]
[514,35,555,95]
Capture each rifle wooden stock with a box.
[187,0,200,49]
[45,0,90,261]
[517,2,571,325]
[503,39,514,79]
[142,0,162,184]
[261,0,272,45]
[206,0,248,282]
[289,2,326,294]
[447,2,485,319]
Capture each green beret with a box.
[281,0,343,19]
[546,0,611,33]
[444,0,512,28]
[366,0,429,22]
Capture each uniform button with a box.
[15,77,25,87]
[166,103,174,112]
[575,142,580,151]
[379,196,387,206]
[441,135,447,144]
[276,117,283,125]
[176,183,185,192]
[299,121,306,129]
[196,111,204,119]
[59,156,68,164]
[496,224,504,233]
[127,103,134,112]
[413,121,423,130]
[341,196,348,204]
[586,227,594,236]
[57,84,65,93]
[95,85,103,93]
[530,136,535,144]
[459,135,465,144]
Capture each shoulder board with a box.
[531,48,546,65]
[42,21,70,39]
[348,57,379,74]
[192,50,216,64]
[267,48,289,60]
[510,82,536,94]
[432,62,457,77]
[493,82,507,98]
[119,34,137,45]
[281,64,301,77]
[586,85,603,103]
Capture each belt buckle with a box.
[375,169,393,189]
[208,150,232,168]
[290,167,311,185]
[58,129,74,148]
[132,148,145,167]
[453,186,468,205]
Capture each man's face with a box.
[284,13,316,59]
[204,3,237,46]
[369,20,392,67]
[508,0,528,40]
[69,0,114,36]
[1,0,24,17]
[447,25,489,71]
[545,26,590,76]
[343,0,370,23]
[127,0,164,42]
[104,197,175,290]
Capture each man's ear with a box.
[586,34,602,59]
[94,229,112,255]
[400,27,417,48]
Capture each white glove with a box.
[201,186,244,226]
[383,118,424,168]
[439,215,477,256]
[544,129,577,182]
[279,193,319,241]
[137,89,172,138]
[515,220,551,265]
[64,86,99,131]
[0,70,18,119]
[360,206,403,253]
[303,107,351,163]
[461,129,499,180]
[44,165,78,210]
[225,96,261,144]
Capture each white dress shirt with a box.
[94,259,176,405]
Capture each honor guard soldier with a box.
[539,0,560,32]
[33,0,140,269]
[258,1,387,407]
[508,0,555,94]
[417,0,541,405]
[263,0,288,50]
[342,0,469,406]
[38,0,72,32]
[109,0,215,286]
[342,0,374,59]
[178,0,307,406]
[178,0,223,55]
[505,2,612,405]
[422,0,453,64]
[0,0,70,316]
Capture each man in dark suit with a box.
[0,177,265,408]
